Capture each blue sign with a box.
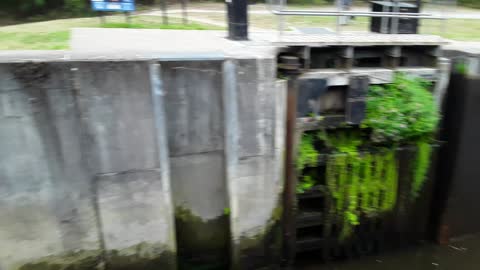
[91,0,135,12]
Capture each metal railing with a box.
[266,0,448,37]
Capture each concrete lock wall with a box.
[0,57,286,270]
[435,48,480,240]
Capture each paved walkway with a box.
[69,27,448,54]
[444,41,480,54]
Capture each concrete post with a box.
[148,62,178,263]
[222,60,241,268]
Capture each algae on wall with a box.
[17,250,102,270]
[16,242,176,270]
[175,206,230,270]
[233,205,283,270]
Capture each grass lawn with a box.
[0,15,222,50]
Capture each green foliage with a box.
[459,0,480,9]
[384,150,398,210]
[296,175,315,194]
[0,0,63,17]
[296,134,320,193]
[363,73,438,200]
[455,61,468,75]
[323,131,398,240]
[19,0,46,13]
[411,140,432,199]
[319,129,362,155]
[63,0,87,15]
[296,134,319,172]
[223,207,231,216]
[363,73,440,143]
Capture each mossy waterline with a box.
[234,204,283,270]
[16,242,176,270]
[174,206,230,270]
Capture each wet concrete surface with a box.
[296,234,480,270]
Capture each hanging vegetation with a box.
[296,134,319,172]
[411,140,433,199]
[295,73,440,240]
[296,134,320,194]
[362,73,439,200]
[323,131,398,239]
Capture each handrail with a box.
[271,10,445,19]
[274,10,433,16]
[265,0,448,37]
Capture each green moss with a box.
[18,250,101,270]
[234,204,283,270]
[107,243,176,270]
[296,134,319,172]
[271,205,283,222]
[175,206,229,251]
[455,61,468,75]
[175,206,229,270]
[18,243,176,270]
[236,205,283,250]
[411,140,433,200]
[296,174,315,194]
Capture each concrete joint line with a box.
[95,168,162,177]
[172,66,223,74]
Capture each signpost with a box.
[91,0,136,24]
[91,0,136,12]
